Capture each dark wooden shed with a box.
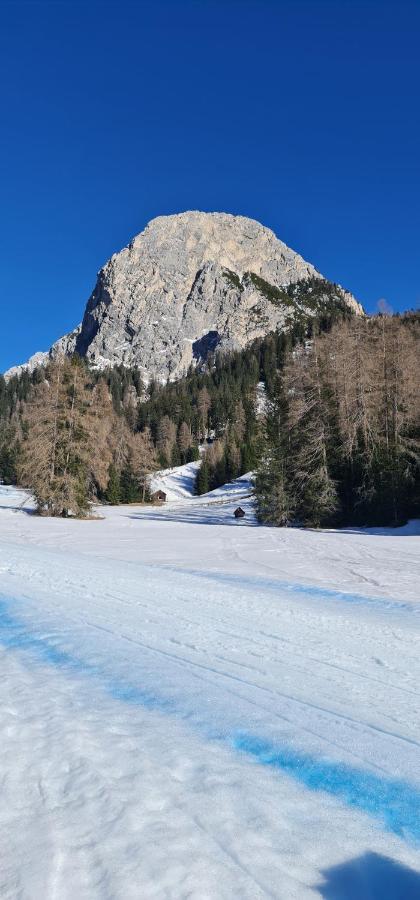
[234,506,245,519]
[151,490,167,503]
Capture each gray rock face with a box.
[5,212,363,381]
[4,327,81,381]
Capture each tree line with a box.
[0,317,324,514]
[256,313,420,527]
[1,308,418,524]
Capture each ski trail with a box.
[152,564,420,615]
[1,595,420,843]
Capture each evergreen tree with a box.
[196,461,209,495]
[105,464,121,504]
[255,382,294,525]
[286,343,338,526]
[120,466,141,503]
[186,445,200,462]
[0,441,19,484]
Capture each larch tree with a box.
[156,415,177,466]
[177,421,192,460]
[18,357,99,516]
[129,427,157,500]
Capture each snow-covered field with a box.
[0,468,420,899]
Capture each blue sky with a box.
[1,0,419,372]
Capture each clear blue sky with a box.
[1,0,419,372]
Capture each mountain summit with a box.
[5,212,363,380]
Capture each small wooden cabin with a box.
[151,490,167,503]
[234,506,245,519]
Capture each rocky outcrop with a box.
[4,212,363,381]
[4,326,81,381]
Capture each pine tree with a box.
[255,383,294,525]
[286,342,338,526]
[255,451,292,525]
[186,444,200,462]
[105,464,121,504]
[196,460,209,495]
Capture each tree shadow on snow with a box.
[335,520,420,537]
[127,510,258,527]
[317,852,420,899]
[0,502,36,515]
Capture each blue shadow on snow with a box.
[152,564,419,616]
[1,596,420,843]
[318,852,420,899]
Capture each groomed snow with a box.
[0,474,419,898]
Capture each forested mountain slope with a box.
[0,311,418,527]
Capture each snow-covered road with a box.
[0,481,419,898]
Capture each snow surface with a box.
[0,473,420,899]
[149,460,202,499]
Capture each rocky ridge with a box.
[4,212,363,381]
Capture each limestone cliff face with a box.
[4,327,81,381]
[5,212,363,381]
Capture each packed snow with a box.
[0,469,419,899]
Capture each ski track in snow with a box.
[148,563,420,616]
[1,594,420,844]
[0,480,420,897]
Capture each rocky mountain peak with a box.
[4,211,363,381]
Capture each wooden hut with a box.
[151,489,167,503]
[234,506,245,519]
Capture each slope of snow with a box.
[149,460,254,513]
[149,460,201,499]
[0,481,420,898]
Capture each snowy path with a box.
[0,483,420,897]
